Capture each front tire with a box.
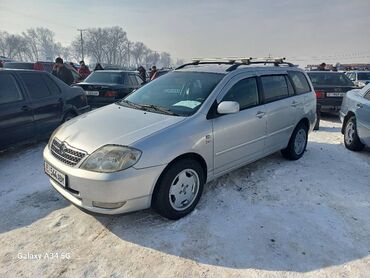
[152,159,205,220]
[344,116,364,151]
[281,122,308,160]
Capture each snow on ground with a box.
[0,115,369,278]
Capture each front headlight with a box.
[80,145,141,173]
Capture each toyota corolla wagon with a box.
[44,58,316,219]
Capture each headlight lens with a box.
[80,145,141,173]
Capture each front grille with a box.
[51,138,87,166]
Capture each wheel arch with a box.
[150,152,208,204]
[341,111,355,134]
[297,117,309,130]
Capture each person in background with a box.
[94,63,104,71]
[137,66,146,83]
[149,66,158,81]
[78,60,91,79]
[69,62,77,71]
[52,57,74,85]
[318,63,327,71]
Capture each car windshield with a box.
[84,72,124,84]
[358,72,370,80]
[121,71,224,117]
[308,72,354,86]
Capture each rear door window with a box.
[0,73,24,104]
[288,71,311,94]
[261,75,290,103]
[42,75,61,94]
[20,73,52,99]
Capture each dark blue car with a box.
[0,69,90,150]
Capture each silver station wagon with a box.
[44,58,316,219]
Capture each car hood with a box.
[54,104,185,153]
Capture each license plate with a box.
[85,91,99,96]
[327,92,345,97]
[44,162,66,187]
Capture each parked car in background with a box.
[3,61,83,83]
[340,83,370,151]
[307,71,356,129]
[74,70,143,107]
[151,69,172,81]
[0,56,16,68]
[345,71,370,88]
[43,58,316,220]
[0,69,90,150]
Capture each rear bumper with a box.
[317,98,343,111]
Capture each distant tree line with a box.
[0,26,184,69]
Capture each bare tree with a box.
[131,42,147,67]
[0,31,27,59]
[0,26,175,69]
[159,52,172,68]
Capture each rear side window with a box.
[135,75,143,84]
[20,73,52,99]
[223,77,259,110]
[261,75,289,102]
[288,71,311,94]
[129,74,138,86]
[0,74,23,104]
[42,75,60,94]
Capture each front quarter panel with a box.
[132,114,214,181]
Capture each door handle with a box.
[356,103,363,109]
[291,101,299,107]
[256,111,265,118]
[21,105,31,111]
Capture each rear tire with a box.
[344,116,364,151]
[281,122,308,160]
[314,105,321,130]
[152,159,205,220]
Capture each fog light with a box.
[92,201,126,209]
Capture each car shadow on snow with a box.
[0,143,69,234]
[94,144,370,273]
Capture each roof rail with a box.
[175,57,295,71]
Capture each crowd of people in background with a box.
[5,55,161,86]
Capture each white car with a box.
[345,71,370,88]
[44,58,316,219]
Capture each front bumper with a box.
[43,146,166,214]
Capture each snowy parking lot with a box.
[0,115,369,277]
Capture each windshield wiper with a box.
[140,104,179,116]
[118,100,145,110]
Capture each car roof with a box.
[176,63,304,75]
[307,71,344,74]
[0,68,48,73]
[92,70,138,73]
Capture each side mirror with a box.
[217,101,240,114]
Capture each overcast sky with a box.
[0,0,369,66]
